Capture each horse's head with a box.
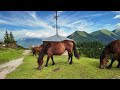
[37,58,44,70]
[37,48,45,70]
[37,54,44,70]
[100,54,109,69]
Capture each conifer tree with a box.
[10,32,15,43]
[4,30,11,44]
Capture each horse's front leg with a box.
[107,58,115,69]
[45,56,50,67]
[51,55,55,65]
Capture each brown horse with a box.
[37,40,80,70]
[100,40,120,69]
[32,45,43,56]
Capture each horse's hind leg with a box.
[116,61,120,68]
[67,53,70,63]
[69,53,73,64]
[116,57,120,68]
[51,55,55,65]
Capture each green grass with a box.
[6,55,120,79]
[0,48,24,64]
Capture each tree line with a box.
[4,30,16,44]
[77,41,104,59]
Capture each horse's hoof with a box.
[107,66,111,69]
[69,62,72,65]
[52,63,55,65]
[45,65,48,67]
[38,67,41,70]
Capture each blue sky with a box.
[0,11,120,40]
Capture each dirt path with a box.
[0,50,31,79]
[22,50,31,56]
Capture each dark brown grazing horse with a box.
[100,40,120,69]
[37,40,80,70]
[32,45,43,56]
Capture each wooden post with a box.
[55,11,58,35]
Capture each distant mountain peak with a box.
[112,29,120,36]
[91,29,117,36]
[100,29,115,35]
[74,30,88,37]
[17,37,42,48]
[113,29,120,33]
[67,30,96,43]
[100,29,109,32]
[68,29,120,45]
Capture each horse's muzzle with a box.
[38,66,42,70]
[100,65,105,69]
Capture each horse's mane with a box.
[102,42,112,55]
[38,43,51,60]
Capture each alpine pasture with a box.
[5,53,120,79]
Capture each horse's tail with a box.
[72,41,80,59]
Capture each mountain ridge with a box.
[67,29,120,44]
[16,29,120,48]
[17,37,43,48]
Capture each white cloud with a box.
[113,11,120,14]
[115,23,120,29]
[113,14,120,19]
[0,11,54,30]
[25,30,52,38]
[41,11,105,34]
[57,29,68,36]
[57,11,64,16]
[0,29,6,40]
[0,19,8,24]
[69,20,83,25]
[0,27,69,40]
[113,11,120,19]
[27,11,37,20]
[23,28,68,38]
[62,20,94,33]
[0,11,115,40]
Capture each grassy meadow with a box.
[6,55,120,79]
[0,48,24,64]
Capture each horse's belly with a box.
[52,47,65,55]
[47,42,66,55]
[53,50,65,55]
[53,52,64,55]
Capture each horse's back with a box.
[45,40,74,55]
[63,40,74,50]
[109,40,120,56]
[46,42,65,55]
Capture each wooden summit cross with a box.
[42,11,73,44]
